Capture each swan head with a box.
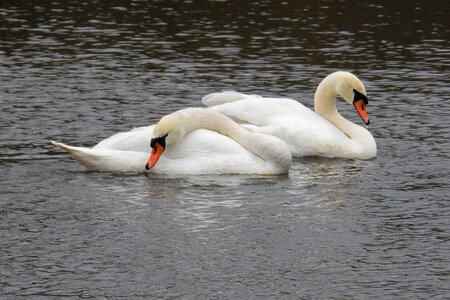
[145,112,184,171]
[334,71,370,125]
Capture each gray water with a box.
[1,0,450,298]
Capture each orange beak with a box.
[353,99,370,125]
[145,143,165,171]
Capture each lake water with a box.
[1,0,449,298]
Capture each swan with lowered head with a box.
[51,108,291,175]
[202,71,377,159]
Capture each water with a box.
[1,0,449,298]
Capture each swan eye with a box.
[150,134,168,149]
[353,89,369,105]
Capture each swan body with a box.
[51,108,291,175]
[203,71,377,159]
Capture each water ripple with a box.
[1,1,449,298]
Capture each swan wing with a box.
[204,91,313,126]
[202,91,249,106]
[93,125,155,152]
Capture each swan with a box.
[51,108,291,175]
[202,71,377,159]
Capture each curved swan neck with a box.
[314,72,339,117]
[313,73,359,137]
[172,108,291,166]
[175,108,244,140]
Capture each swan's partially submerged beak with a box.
[145,143,165,171]
[353,99,370,125]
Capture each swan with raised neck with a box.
[201,71,377,159]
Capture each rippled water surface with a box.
[1,0,449,298]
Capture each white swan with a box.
[51,108,291,175]
[202,71,377,159]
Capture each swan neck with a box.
[312,73,376,158]
[182,109,290,165]
[183,108,242,140]
[314,74,338,117]
[313,74,357,137]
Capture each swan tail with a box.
[51,140,147,172]
[51,140,98,156]
[51,140,102,169]
[202,91,248,107]
[51,140,88,156]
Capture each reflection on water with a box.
[1,0,449,298]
